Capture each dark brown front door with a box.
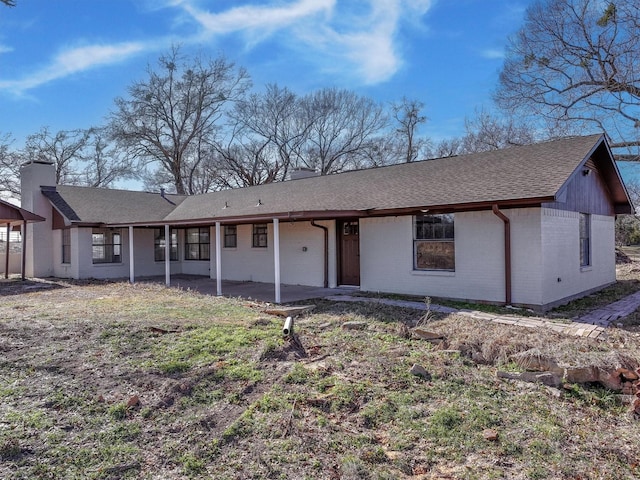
[339,220,360,286]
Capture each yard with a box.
[1,262,640,479]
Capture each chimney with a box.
[20,160,56,277]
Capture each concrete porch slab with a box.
[139,275,351,304]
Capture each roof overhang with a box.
[0,199,45,223]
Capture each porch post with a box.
[20,223,26,281]
[164,224,170,286]
[215,221,222,296]
[273,218,281,304]
[4,223,10,279]
[128,226,135,283]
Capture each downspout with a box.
[310,220,329,288]
[492,205,512,305]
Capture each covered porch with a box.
[138,275,352,304]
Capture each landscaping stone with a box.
[410,363,431,380]
[497,371,562,388]
[412,328,444,342]
[342,321,367,330]
[483,429,499,441]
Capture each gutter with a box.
[310,220,329,288]
[492,204,512,305]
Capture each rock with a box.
[511,349,562,375]
[564,366,599,385]
[126,395,140,408]
[412,328,444,342]
[97,394,105,403]
[617,368,639,382]
[483,429,499,441]
[633,398,640,415]
[342,321,367,330]
[410,363,431,380]
[497,371,562,388]
[597,370,624,391]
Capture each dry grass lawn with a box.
[0,263,639,479]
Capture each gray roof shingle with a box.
[43,134,632,225]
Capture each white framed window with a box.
[252,224,268,248]
[414,214,455,271]
[92,229,122,264]
[185,227,210,260]
[62,228,71,264]
[224,225,237,248]
[579,213,591,267]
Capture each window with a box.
[92,229,122,264]
[154,228,178,262]
[579,213,591,267]
[252,224,268,248]
[185,227,210,260]
[414,214,455,271]
[224,225,237,248]
[62,228,71,264]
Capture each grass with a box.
[0,279,639,479]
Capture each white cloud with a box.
[0,45,13,54]
[0,0,435,95]
[0,42,146,94]
[480,48,505,60]
[179,0,434,85]
[182,0,335,35]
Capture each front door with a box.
[339,219,360,286]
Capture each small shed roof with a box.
[0,198,45,224]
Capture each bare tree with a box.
[496,0,640,154]
[390,97,428,163]
[77,128,135,188]
[22,127,91,184]
[0,133,20,199]
[109,47,251,194]
[425,110,538,159]
[1,0,16,6]
[220,84,309,186]
[300,88,387,175]
[459,109,538,153]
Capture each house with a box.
[19,134,632,310]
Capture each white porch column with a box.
[164,224,170,286]
[20,223,26,281]
[4,223,11,279]
[215,222,222,296]
[128,226,135,283]
[273,218,281,304]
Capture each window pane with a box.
[415,241,455,270]
[186,244,199,260]
[253,224,268,247]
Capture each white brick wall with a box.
[216,221,333,286]
[360,210,544,304]
[540,209,615,305]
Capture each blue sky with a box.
[0,0,530,145]
[2,0,638,185]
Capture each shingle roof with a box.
[44,134,632,225]
[44,185,186,224]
